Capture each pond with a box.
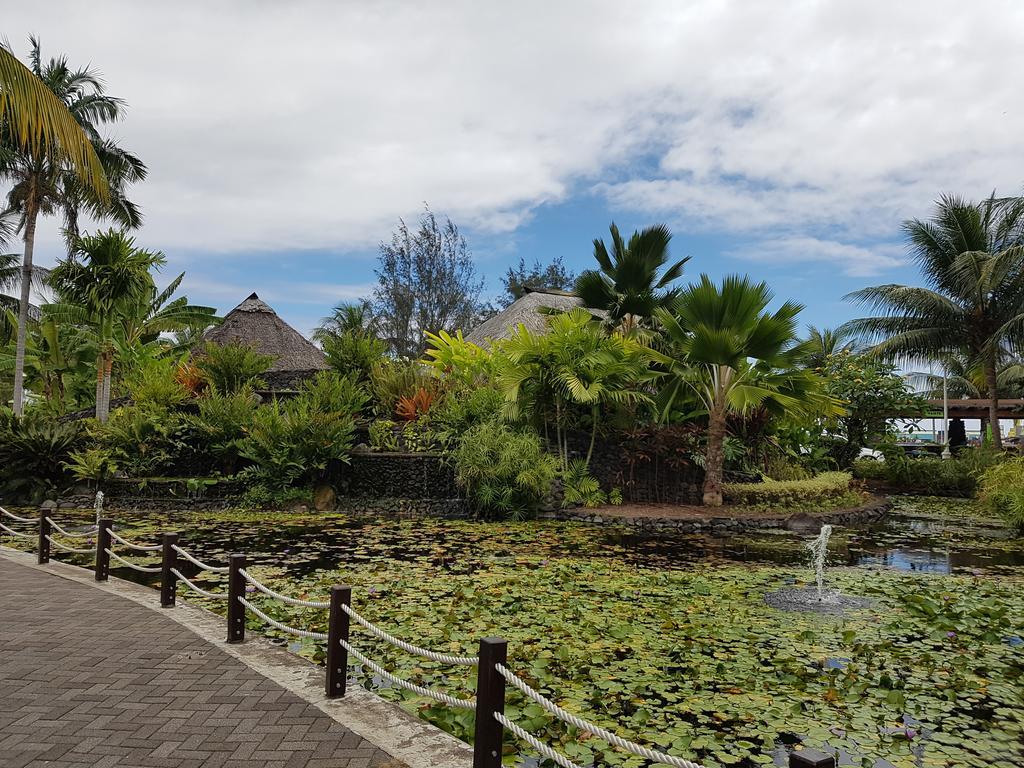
[5,496,1023,768]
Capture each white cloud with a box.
[728,237,904,278]
[4,0,1023,273]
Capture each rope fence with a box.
[1,503,839,768]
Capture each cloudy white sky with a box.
[5,0,1024,333]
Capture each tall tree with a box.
[575,223,689,334]
[654,275,814,506]
[47,230,162,422]
[370,206,484,358]
[499,256,576,308]
[800,325,858,369]
[843,193,1024,450]
[0,38,144,415]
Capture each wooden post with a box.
[472,637,508,768]
[226,554,246,643]
[790,748,836,768]
[37,507,50,564]
[325,585,350,698]
[95,518,112,581]
[160,533,179,607]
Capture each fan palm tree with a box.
[653,275,822,506]
[843,194,1024,450]
[575,223,689,334]
[1,38,144,416]
[47,230,163,422]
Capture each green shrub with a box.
[238,399,355,489]
[450,420,557,518]
[978,457,1024,531]
[126,357,190,409]
[93,406,187,476]
[430,385,503,447]
[322,331,387,382]
[185,387,259,474]
[65,447,119,486]
[851,457,888,481]
[296,371,369,415]
[853,445,1001,496]
[0,410,83,501]
[238,484,314,511]
[423,329,494,384]
[722,471,853,508]
[369,419,398,452]
[561,458,619,508]
[194,342,272,394]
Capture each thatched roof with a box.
[201,293,328,379]
[465,288,607,344]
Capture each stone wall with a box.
[338,452,460,499]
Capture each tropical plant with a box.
[1,39,144,416]
[722,471,856,508]
[430,384,504,447]
[368,419,399,452]
[449,420,558,517]
[315,301,386,382]
[423,329,493,384]
[396,388,434,421]
[313,301,375,341]
[843,193,1024,450]
[193,341,272,394]
[295,370,369,416]
[0,309,92,410]
[654,274,833,506]
[0,408,82,500]
[125,356,190,410]
[370,359,434,417]
[47,230,163,421]
[574,223,689,334]
[93,405,186,476]
[499,308,654,470]
[64,446,118,487]
[185,387,259,475]
[801,325,858,369]
[560,458,621,508]
[978,456,1024,530]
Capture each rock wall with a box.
[339,452,460,499]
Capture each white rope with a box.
[45,535,93,554]
[495,712,584,768]
[1,507,36,523]
[105,548,162,573]
[0,521,35,538]
[171,545,228,573]
[237,597,329,640]
[170,568,226,600]
[109,529,160,551]
[340,639,476,709]
[495,664,706,768]
[238,569,329,608]
[342,603,477,666]
[44,518,97,538]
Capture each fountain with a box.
[94,490,104,527]
[765,524,872,614]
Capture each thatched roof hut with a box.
[201,293,328,390]
[465,288,607,344]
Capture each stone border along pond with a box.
[1,496,1021,768]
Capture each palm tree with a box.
[843,193,1024,450]
[313,301,375,344]
[653,275,815,506]
[0,44,105,196]
[575,223,689,334]
[47,230,163,421]
[1,38,144,416]
[499,308,654,470]
[801,325,858,369]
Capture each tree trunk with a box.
[984,353,1002,450]
[101,352,113,422]
[11,198,38,417]
[703,400,727,506]
[94,354,105,420]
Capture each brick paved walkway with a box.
[0,557,399,768]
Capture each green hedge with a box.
[723,471,853,507]
[852,447,1001,497]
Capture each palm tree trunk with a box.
[11,196,38,417]
[94,355,105,420]
[101,352,113,421]
[585,405,599,469]
[703,399,727,506]
[984,353,1002,450]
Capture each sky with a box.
[5,0,1024,337]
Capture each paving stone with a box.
[0,558,399,767]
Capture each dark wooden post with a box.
[37,507,51,564]
[473,637,508,768]
[790,748,836,768]
[226,554,246,643]
[94,518,112,581]
[325,585,350,698]
[160,533,179,607]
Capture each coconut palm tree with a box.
[0,38,144,416]
[654,275,819,506]
[313,301,376,343]
[801,325,858,369]
[843,193,1024,450]
[575,223,689,334]
[47,230,163,422]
